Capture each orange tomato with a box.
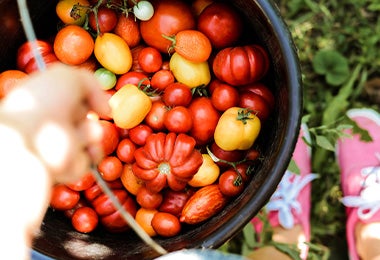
[135,208,158,237]
[54,25,94,65]
[113,14,141,48]
[94,33,132,75]
[56,0,90,25]
[0,70,28,99]
[97,156,123,181]
[120,164,144,195]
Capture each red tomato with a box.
[188,97,220,145]
[211,83,239,111]
[116,138,136,163]
[238,91,271,121]
[115,71,150,90]
[128,124,153,146]
[159,188,194,217]
[71,206,99,233]
[144,100,168,131]
[17,40,58,73]
[212,44,270,86]
[66,172,96,191]
[92,189,128,216]
[89,7,118,33]
[64,199,88,219]
[218,169,245,197]
[97,156,123,181]
[209,142,245,168]
[239,82,275,110]
[136,186,163,209]
[197,2,243,49]
[138,47,163,73]
[162,82,192,107]
[50,184,80,211]
[150,69,175,91]
[164,106,193,133]
[233,162,254,183]
[140,0,196,53]
[99,120,120,156]
[151,212,181,237]
[83,180,124,202]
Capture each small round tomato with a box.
[56,0,90,25]
[64,199,88,219]
[164,106,193,133]
[219,169,245,197]
[150,69,175,91]
[138,47,163,73]
[116,138,136,163]
[238,91,271,121]
[50,184,80,211]
[114,14,141,48]
[66,172,96,191]
[128,124,153,146]
[239,82,275,110]
[133,0,154,21]
[209,142,245,168]
[71,206,99,233]
[159,188,194,217]
[0,70,28,99]
[94,68,117,90]
[188,154,220,187]
[99,120,120,156]
[135,208,158,237]
[136,186,163,209]
[144,100,168,131]
[97,156,123,181]
[151,212,181,237]
[89,7,118,33]
[162,82,193,107]
[211,83,239,111]
[120,164,144,195]
[54,25,94,65]
[115,71,150,90]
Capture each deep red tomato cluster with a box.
[16,0,275,237]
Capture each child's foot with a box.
[336,108,380,260]
[252,123,318,259]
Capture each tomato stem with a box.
[237,108,256,124]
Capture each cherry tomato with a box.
[140,0,196,53]
[151,212,181,237]
[116,138,136,163]
[188,97,220,145]
[234,162,255,183]
[64,199,88,219]
[50,184,80,211]
[135,208,158,237]
[136,186,163,209]
[138,47,163,73]
[54,25,94,65]
[94,68,117,90]
[162,82,192,107]
[114,14,141,48]
[128,124,153,146]
[120,164,144,196]
[150,69,175,91]
[211,83,239,111]
[66,172,96,191]
[159,188,194,217]
[97,156,123,181]
[219,169,245,197]
[164,106,193,133]
[239,82,275,110]
[56,0,90,25]
[71,206,99,233]
[99,120,120,156]
[89,7,118,33]
[238,91,271,121]
[197,2,243,49]
[115,71,150,91]
[84,180,124,202]
[133,0,154,21]
[144,100,168,131]
[209,142,245,168]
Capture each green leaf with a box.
[315,135,335,151]
[271,242,302,260]
[242,223,256,248]
[287,159,301,175]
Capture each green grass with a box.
[221,1,380,259]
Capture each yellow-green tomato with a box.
[94,33,132,75]
[94,68,117,90]
[214,107,261,151]
[109,84,152,129]
[188,154,220,187]
[169,52,211,88]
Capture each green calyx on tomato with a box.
[132,132,203,192]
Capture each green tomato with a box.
[133,1,154,21]
[94,68,117,90]
[169,52,211,88]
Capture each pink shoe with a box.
[336,108,380,260]
[252,123,318,259]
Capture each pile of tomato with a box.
[13,0,276,237]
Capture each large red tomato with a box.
[197,2,243,49]
[212,44,270,86]
[140,0,196,53]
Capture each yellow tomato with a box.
[109,84,152,129]
[214,107,261,151]
[169,52,211,88]
[56,0,90,25]
[94,33,132,75]
[188,154,220,187]
[135,208,158,237]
